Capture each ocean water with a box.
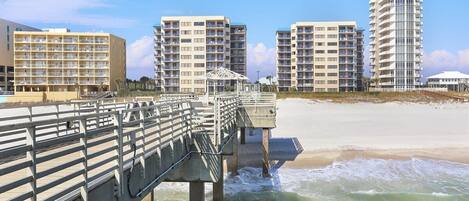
[156,158,469,201]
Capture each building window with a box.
[315,80,325,84]
[181,39,192,43]
[315,73,326,77]
[181,47,191,51]
[327,34,337,39]
[194,55,205,59]
[194,63,205,68]
[181,63,192,68]
[194,22,205,26]
[181,55,192,59]
[194,46,205,51]
[327,42,338,46]
[181,22,192,27]
[315,50,325,54]
[327,65,338,69]
[194,80,205,84]
[327,80,338,84]
[194,30,205,35]
[194,71,205,76]
[181,88,192,92]
[327,27,337,31]
[327,73,338,77]
[315,65,325,69]
[315,57,325,62]
[181,71,192,76]
[315,27,325,31]
[327,57,337,62]
[181,79,192,84]
[194,38,205,43]
[327,50,338,54]
[181,30,192,35]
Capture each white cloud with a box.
[422,49,469,78]
[423,49,469,70]
[247,43,276,81]
[0,0,134,28]
[127,36,154,71]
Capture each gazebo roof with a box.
[206,67,249,81]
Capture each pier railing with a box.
[0,94,242,200]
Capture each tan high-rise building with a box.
[276,21,364,92]
[369,0,423,90]
[154,16,247,93]
[0,18,40,94]
[13,29,126,96]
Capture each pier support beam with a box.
[262,128,270,177]
[213,159,224,201]
[228,129,239,176]
[150,188,157,201]
[189,182,205,201]
[240,127,246,144]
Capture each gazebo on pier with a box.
[206,67,249,95]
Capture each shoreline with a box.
[282,147,469,169]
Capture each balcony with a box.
[163,58,180,63]
[48,39,62,43]
[207,58,224,62]
[15,38,30,43]
[64,39,78,43]
[95,56,108,60]
[95,48,109,52]
[163,74,179,78]
[207,41,225,45]
[95,40,109,44]
[80,48,94,52]
[80,39,95,43]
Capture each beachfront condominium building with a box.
[276,21,364,92]
[0,18,40,94]
[14,29,126,96]
[369,0,423,90]
[154,16,247,93]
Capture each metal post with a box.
[55,104,60,137]
[26,126,37,201]
[139,105,146,178]
[79,119,88,201]
[113,111,124,199]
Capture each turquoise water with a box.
[156,158,469,201]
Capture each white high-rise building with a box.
[369,0,423,90]
[276,21,364,92]
[154,16,247,93]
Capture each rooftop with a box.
[427,71,469,79]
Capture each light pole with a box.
[256,70,260,83]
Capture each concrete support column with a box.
[151,188,157,201]
[189,182,205,201]
[213,158,224,201]
[240,127,246,144]
[228,129,239,176]
[262,128,270,177]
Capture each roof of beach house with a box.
[427,71,469,79]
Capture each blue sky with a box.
[1,0,468,81]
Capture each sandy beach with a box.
[272,99,469,167]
